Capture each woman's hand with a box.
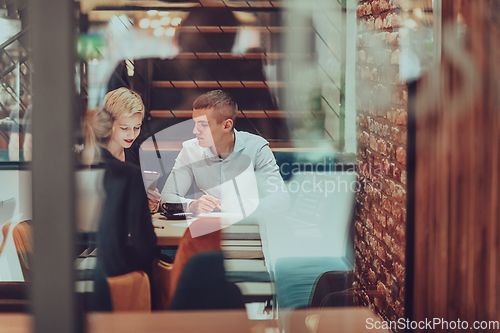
[147,188,161,213]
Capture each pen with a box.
[199,188,222,210]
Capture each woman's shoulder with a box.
[102,149,142,178]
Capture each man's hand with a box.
[189,195,221,214]
[147,188,161,213]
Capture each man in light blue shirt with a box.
[159,90,289,218]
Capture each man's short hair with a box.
[193,90,238,125]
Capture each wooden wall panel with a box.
[413,0,500,331]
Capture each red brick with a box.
[391,202,403,221]
[394,261,405,282]
[373,221,383,240]
[386,108,397,123]
[374,295,386,310]
[400,170,406,185]
[368,268,377,285]
[377,246,386,262]
[395,110,407,125]
[381,194,391,212]
[376,210,387,226]
[390,49,399,65]
[375,16,384,30]
[377,280,387,295]
[366,17,375,30]
[399,285,405,302]
[396,146,406,165]
[383,12,403,29]
[377,138,387,155]
[369,136,377,151]
[357,2,372,17]
[387,216,395,232]
[372,0,391,15]
[395,301,404,318]
[386,32,399,46]
[383,231,393,248]
[366,218,374,231]
[392,241,405,263]
[373,258,381,274]
[396,224,405,242]
[390,0,402,10]
[361,66,371,80]
[393,183,405,203]
[390,126,401,143]
[358,49,367,62]
[392,87,408,105]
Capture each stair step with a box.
[140,140,333,152]
[174,26,292,33]
[152,80,286,89]
[174,52,311,60]
[98,1,283,10]
[150,109,325,119]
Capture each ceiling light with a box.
[150,19,161,29]
[165,27,176,37]
[160,17,171,26]
[139,18,150,29]
[171,17,182,27]
[154,27,165,37]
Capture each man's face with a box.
[192,108,225,150]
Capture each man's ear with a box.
[223,119,233,131]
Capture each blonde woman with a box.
[84,87,161,212]
[83,90,163,310]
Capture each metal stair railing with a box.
[0,28,31,139]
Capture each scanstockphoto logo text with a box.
[267,159,388,195]
[366,317,500,331]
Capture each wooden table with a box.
[152,214,260,246]
[0,308,390,333]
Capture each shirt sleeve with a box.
[159,147,195,210]
[253,143,290,215]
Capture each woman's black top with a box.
[96,148,158,278]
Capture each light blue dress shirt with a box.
[160,130,289,217]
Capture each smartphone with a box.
[143,170,160,190]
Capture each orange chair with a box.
[168,218,222,306]
[11,221,33,281]
[106,271,151,312]
[0,222,11,256]
[151,259,173,310]
[0,222,29,312]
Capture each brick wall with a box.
[354,0,407,326]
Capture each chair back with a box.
[169,218,222,302]
[169,251,245,311]
[0,222,11,256]
[106,271,151,312]
[151,259,173,310]
[11,221,33,281]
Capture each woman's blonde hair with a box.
[82,88,145,165]
[103,87,145,120]
[81,108,113,165]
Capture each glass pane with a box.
[0,7,31,315]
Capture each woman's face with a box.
[109,113,143,149]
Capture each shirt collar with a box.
[200,129,244,161]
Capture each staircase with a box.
[97,0,346,150]
[0,0,29,153]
